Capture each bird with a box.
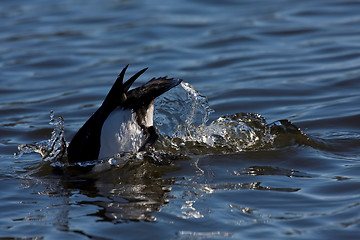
[67,65,182,163]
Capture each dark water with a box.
[1,0,360,239]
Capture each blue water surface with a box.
[1,0,360,239]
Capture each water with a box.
[1,0,360,239]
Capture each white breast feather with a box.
[144,104,154,127]
[99,107,146,159]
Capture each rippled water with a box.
[1,0,360,239]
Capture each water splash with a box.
[15,82,309,167]
[155,82,308,154]
[189,113,274,151]
[154,82,213,136]
[14,110,67,165]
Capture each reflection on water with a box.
[23,160,176,223]
[66,162,175,222]
[21,160,307,224]
[229,165,313,178]
[174,157,308,221]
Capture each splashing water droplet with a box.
[154,82,272,152]
[154,82,213,136]
[154,82,307,154]
[15,111,67,165]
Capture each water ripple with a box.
[2,0,360,239]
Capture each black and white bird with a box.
[67,66,181,163]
